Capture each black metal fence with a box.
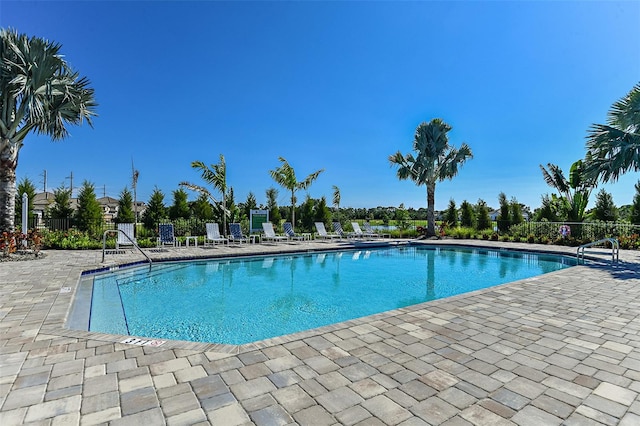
[19,217,640,241]
[504,221,640,241]
[22,217,211,238]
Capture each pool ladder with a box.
[102,229,152,265]
[576,238,619,265]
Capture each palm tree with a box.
[332,185,341,211]
[584,83,640,182]
[539,160,595,222]
[0,29,97,232]
[268,157,324,228]
[389,119,473,237]
[180,155,229,234]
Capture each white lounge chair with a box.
[351,222,378,239]
[283,222,306,242]
[116,223,136,250]
[205,223,228,246]
[157,223,178,247]
[262,222,288,244]
[333,222,356,239]
[315,222,341,240]
[229,223,249,244]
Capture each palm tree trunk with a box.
[0,138,18,233]
[290,190,295,228]
[221,193,227,236]
[426,183,436,237]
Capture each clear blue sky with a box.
[2,1,639,211]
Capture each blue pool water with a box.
[89,246,576,345]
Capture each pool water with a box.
[89,246,576,345]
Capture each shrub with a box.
[42,229,102,250]
[1,230,42,257]
[619,234,639,250]
[449,227,474,239]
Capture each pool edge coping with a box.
[59,241,601,354]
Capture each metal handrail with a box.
[577,238,619,264]
[102,229,152,265]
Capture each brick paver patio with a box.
[1,240,639,425]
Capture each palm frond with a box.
[584,83,640,182]
[540,163,570,195]
[178,182,218,203]
[298,169,324,190]
[1,28,97,143]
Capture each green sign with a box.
[250,209,269,233]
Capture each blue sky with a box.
[2,1,639,211]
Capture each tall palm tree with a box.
[269,157,324,228]
[539,160,595,222]
[0,29,97,232]
[389,119,473,237]
[332,185,340,211]
[180,155,229,234]
[584,83,640,182]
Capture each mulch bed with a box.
[0,251,47,262]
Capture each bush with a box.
[1,230,42,256]
[449,227,475,239]
[42,229,102,250]
[619,234,640,250]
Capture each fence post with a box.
[21,193,28,247]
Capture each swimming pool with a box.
[84,246,576,345]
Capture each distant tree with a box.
[631,180,640,225]
[497,193,511,232]
[332,185,341,210]
[540,160,595,222]
[142,187,166,232]
[115,187,135,223]
[75,180,103,236]
[241,192,258,220]
[584,83,640,183]
[48,185,73,220]
[395,204,411,232]
[475,199,491,231]
[533,194,564,222]
[0,29,97,233]
[131,163,140,223]
[266,187,281,227]
[332,185,341,223]
[180,155,229,234]
[314,196,332,227]
[15,177,37,226]
[298,195,316,232]
[191,193,214,220]
[389,119,473,236]
[269,157,324,228]
[444,199,458,227]
[592,189,618,222]
[169,188,190,220]
[510,197,524,226]
[460,200,475,228]
[227,187,239,224]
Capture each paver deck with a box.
[1,240,639,425]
